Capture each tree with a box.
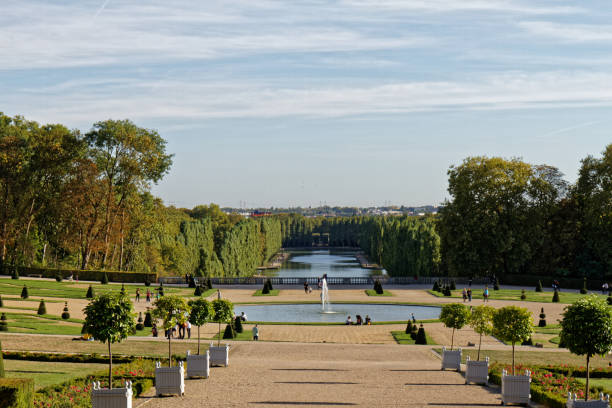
[415,324,427,345]
[152,295,190,367]
[83,293,135,389]
[86,285,94,299]
[492,306,533,375]
[439,303,470,350]
[560,295,612,401]
[188,298,214,355]
[212,298,234,346]
[468,305,495,360]
[20,285,28,299]
[37,299,46,315]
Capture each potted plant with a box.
[492,306,533,405]
[210,298,233,367]
[186,298,214,378]
[561,295,612,407]
[439,303,470,371]
[83,292,135,408]
[465,305,494,384]
[152,295,190,396]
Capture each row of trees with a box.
[439,144,611,280]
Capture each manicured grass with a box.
[576,378,612,394]
[211,330,253,341]
[3,359,107,389]
[253,289,280,296]
[364,289,392,296]
[2,312,84,335]
[427,288,605,304]
[436,348,611,369]
[391,330,436,345]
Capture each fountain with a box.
[321,275,333,313]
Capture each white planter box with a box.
[155,362,185,396]
[501,369,531,405]
[441,347,462,371]
[186,350,210,378]
[91,381,132,408]
[465,357,489,385]
[567,392,610,408]
[209,343,230,367]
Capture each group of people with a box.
[134,288,155,302]
[345,314,371,325]
[461,286,490,302]
[152,321,192,339]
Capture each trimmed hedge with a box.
[501,273,609,291]
[10,266,156,284]
[0,378,34,408]
[0,341,4,378]
[1,351,144,364]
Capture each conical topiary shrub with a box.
[55,273,62,282]
[37,299,47,315]
[222,323,235,339]
[535,280,543,292]
[61,302,70,319]
[580,277,587,294]
[449,280,456,291]
[194,285,203,296]
[144,275,151,287]
[0,340,5,377]
[261,281,270,294]
[86,285,94,299]
[234,316,243,333]
[443,286,451,296]
[0,295,3,308]
[538,307,546,327]
[188,276,196,288]
[20,285,28,299]
[120,284,126,295]
[136,312,144,331]
[405,320,413,334]
[520,289,526,300]
[11,267,19,280]
[552,289,560,303]
[206,278,213,290]
[158,282,164,297]
[415,324,427,344]
[432,281,440,292]
[101,272,109,284]
[144,310,153,327]
[0,313,8,331]
[493,277,500,291]
[266,279,273,291]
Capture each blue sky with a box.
[1,0,611,208]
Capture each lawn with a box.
[365,289,392,296]
[576,378,612,394]
[253,289,280,296]
[427,288,605,304]
[391,330,436,345]
[211,330,253,341]
[3,359,108,389]
[2,312,84,335]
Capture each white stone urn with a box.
[209,342,230,367]
[465,356,489,385]
[501,369,531,405]
[567,392,610,408]
[186,349,210,378]
[91,380,132,408]
[441,347,462,371]
[155,361,185,396]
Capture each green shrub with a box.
[0,295,3,308]
[222,323,235,339]
[536,280,543,292]
[157,283,164,297]
[37,299,46,315]
[234,316,243,333]
[405,321,413,334]
[0,378,33,408]
[443,286,451,296]
[11,268,19,280]
[0,314,7,332]
[120,283,126,295]
[61,302,70,320]
[521,337,533,346]
[266,279,273,291]
[0,340,4,378]
[55,273,62,282]
[538,307,547,327]
[144,311,153,327]
[188,276,196,288]
[580,277,588,294]
[608,295,612,306]
[101,272,109,284]
[432,281,440,292]
[12,266,156,284]
[144,275,151,287]
[20,285,28,299]
[552,289,560,303]
[261,281,270,295]
[494,277,500,291]
[449,280,456,291]
[136,312,144,331]
[373,280,384,294]
[520,289,526,300]
[86,285,94,299]
[194,286,203,296]
[415,324,428,344]
[206,278,213,289]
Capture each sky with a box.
[1,0,611,209]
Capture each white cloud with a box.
[519,21,612,42]
[341,0,582,14]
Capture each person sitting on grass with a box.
[346,316,352,325]
[356,315,363,325]
[365,315,371,325]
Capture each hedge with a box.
[0,341,4,378]
[7,267,156,284]
[500,274,609,291]
[0,378,34,408]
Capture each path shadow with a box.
[390,369,439,372]
[405,383,465,386]
[275,381,358,385]
[272,368,348,372]
[428,404,500,406]
[251,402,357,406]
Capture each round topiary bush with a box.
[144,311,153,327]
[101,273,109,284]
[136,312,144,331]
[520,289,526,300]
[538,307,547,327]
[552,289,560,303]
[86,285,94,299]
[37,299,47,315]
[222,323,235,339]
[61,302,70,320]
[415,324,428,344]
[20,285,28,299]
[234,316,243,333]
[535,280,543,292]
[0,313,8,332]
[55,274,62,282]
[521,337,533,346]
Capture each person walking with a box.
[252,324,259,341]
[187,321,191,339]
[462,288,467,302]
[467,288,472,302]
[483,286,489,303]
[135,288,140,302]
[146,289,151,302]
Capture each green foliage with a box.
[152,295,189,331]
[0,378,33,408]
[234,316,244,333]
[61,302,70,319]
[0,295,3,308]
[405,321,413,334]
[101,272,109,284]
[520,289,526,300]
[261,281,270,294]
[493,278,500,291]
[11,268,19,280]
[222,323,235,339]
[469,305,495,336]
[415,324,428,344]
[144,311,153,327]
[580,277,588,294]
[493,306,533,345]
[120,284,126,295]
[440,303,470,349]
[86,285,94,299]
[373,280,384,294]
[552,289,560,302]
[37,299,46,315]
[194,285,203,296]
[212,299,234,323]
[136,312,144,331]
[538,308,547,327]
[0,314,7,332]
[84,293,135,344]
[0,341,4,378]
[20,285,28,299]
[432,281,440,292]
[449,280,456,290]
[536,280,543,292]
[443,286,451,296]
[55,274,62,282]
[608,295,612,306]
[188,298,214,327]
